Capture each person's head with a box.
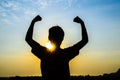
[48,26,64,47]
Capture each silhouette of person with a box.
[25,15,88,80]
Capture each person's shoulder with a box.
[61,47,73,52]
[62,45,80,52]
[63,45,74,50]
[32,44,47,52]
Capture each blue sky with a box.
[0,0,120,77]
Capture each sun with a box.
[46,41,53,50]
[45,41,55,51]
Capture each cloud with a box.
[24,9,37,15]
[1,18,13,25]
[30,0,78,9]
[30,0,49,8]
[0,0,36,23]
[67,0,74,7]
[0,0,22,18]
[0,0,81,23]
[0,0,20,10]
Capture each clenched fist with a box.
[32,15,42,22]
[73,16,84,24]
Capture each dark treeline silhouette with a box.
[1,68,120,80]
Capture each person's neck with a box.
[54,44,61,50]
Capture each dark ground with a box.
[0,68,120,80]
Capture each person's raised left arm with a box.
[73,16,88,50]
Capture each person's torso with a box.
[41,49,70,80]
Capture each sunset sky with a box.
[0,0,120,77]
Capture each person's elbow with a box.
[25,36,29,42]
[85,37,88,44]
[25,36,32,44]
[82,37,88,45]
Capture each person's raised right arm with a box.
[25,15,42,47]
[25,15,45,59]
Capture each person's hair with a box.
[48,26,64,45]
